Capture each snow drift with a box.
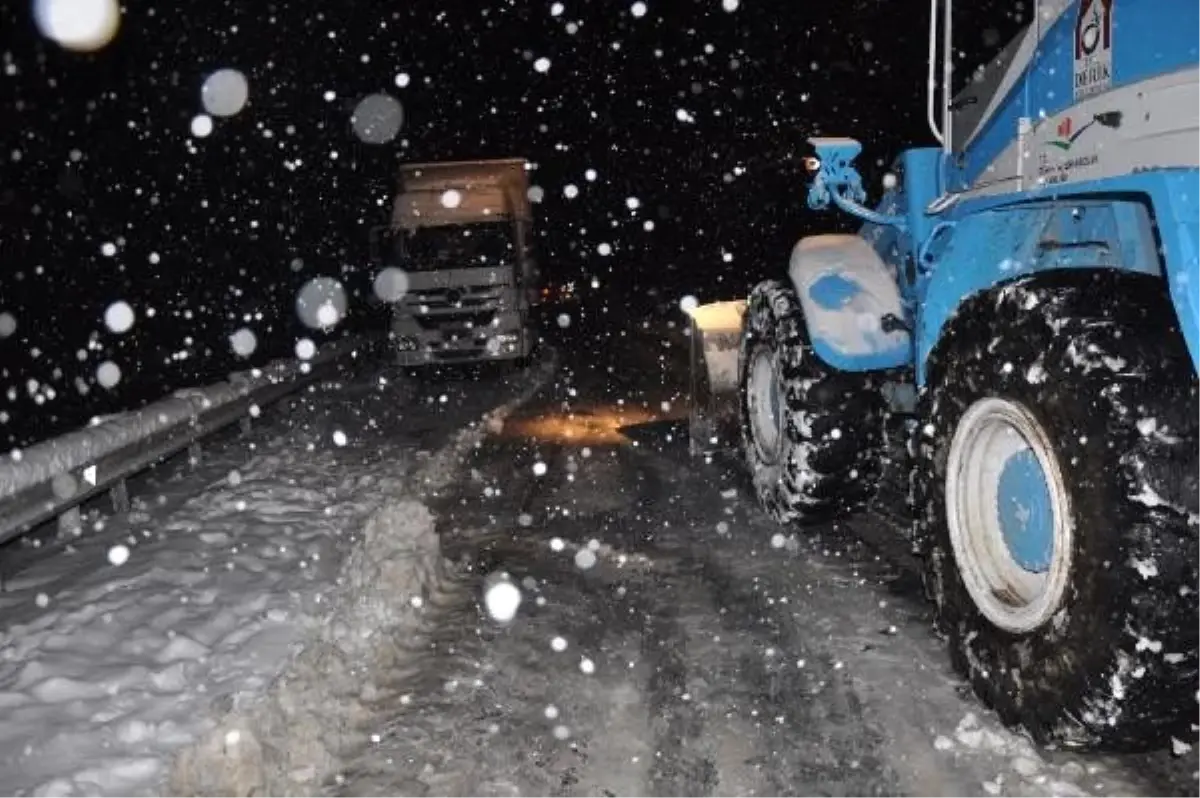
[167,350,558,796]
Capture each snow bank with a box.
[0,337,369,502]
[168,500,444,797]
[0,381,408,796]
[166,350,558,796]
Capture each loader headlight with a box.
[803,156,822,174]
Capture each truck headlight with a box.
[394,336,418,352]
[486,333,520,355]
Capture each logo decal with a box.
[1048,117,1090,150]
[1046,110,1122,151]
[1038,111,1122,184]
[1073,0,1114,100]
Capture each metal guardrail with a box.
[0,336,378,547]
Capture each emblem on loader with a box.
[1074,0,1114,99]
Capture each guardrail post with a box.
[58,506,82,538]
[188,442,202,468]
[110,479,130,513]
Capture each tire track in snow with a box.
[166,351,559,797]
[659,443,1199,798]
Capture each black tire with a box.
[737,279,884,523]
[916,271,1199,750]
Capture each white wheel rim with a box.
[945,397,1074,634]
[747,346,784,464]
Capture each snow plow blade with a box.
[684,300,747,458]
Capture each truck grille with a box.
[405,285,506,312]
[412,311,497,332]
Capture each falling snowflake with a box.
[33,0,120,51]
[484,575,523,623]
[350,93,404,144]
[190,114,214,138]
[103,300,135,334]
[229,328,257,357]
[201,68,249,117]
[96,361,121,389]
[295,277,348,331]
[373,267,410,303]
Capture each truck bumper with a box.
[393,329,534,366]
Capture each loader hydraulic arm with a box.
[804,137,907,231]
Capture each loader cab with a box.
[947,29,1025,155]
[939,2,1074,193]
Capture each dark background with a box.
[0,0,1025,450]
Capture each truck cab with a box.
[372,158,539,367]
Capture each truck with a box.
[688,0,1198,750]
[373,158,539,367]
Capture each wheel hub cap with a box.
[996,449,1054,572]
[945,397,1073,633]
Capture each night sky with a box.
[0,0,1025,449]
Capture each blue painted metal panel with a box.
[913,174,1200,382]
[808,337,910,374]
[900,149,943,261]
[997,449,1055,574]
[788,235,912,373]
[956,0,1199,191]
[790,7,1198,382]
[808,273,862,310]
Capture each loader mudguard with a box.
[786,234,912,373]
[916,178,1200,384]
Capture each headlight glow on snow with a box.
[500,404,677,445]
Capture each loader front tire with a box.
[737,279,883,524]
[916,273,1199,750]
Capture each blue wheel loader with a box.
[687,0,1198,749]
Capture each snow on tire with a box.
[916,272,1199,750]
[737,279,883,524]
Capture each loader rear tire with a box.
[737,279,884,524]
[916,272,1199,750]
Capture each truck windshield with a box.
[390,223,515,271]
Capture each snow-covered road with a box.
[327,322,1196,798]
[0,321,1194,797]
[0,352,552,796]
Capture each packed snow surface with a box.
[0,347,569,797]
[0,368,422,795]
